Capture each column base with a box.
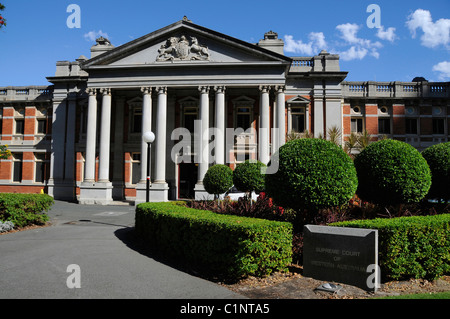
[47,179,76,201]
[135,182,169,204]
[194,183,214,200]
[79,181,113,205]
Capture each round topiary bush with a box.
[233,160,266,194]
[203,164,233,198]
[265,138,358,211]
[421,142,450,201]
[354,139,431,206]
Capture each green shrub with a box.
[265,138,358,212]
[135,202,293,281]
[421,142,450,202]
[233,160,266,194]
[203,164,233,198]
[0,193,53,228]
[332,214,450,281]
[354,139,431,206]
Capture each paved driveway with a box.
[0,200,244,299]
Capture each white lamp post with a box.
[143,131,155,202]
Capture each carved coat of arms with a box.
[157,35,210,62]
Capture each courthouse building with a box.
[0,18,449,204]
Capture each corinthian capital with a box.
[274,85,286,93]
[140,87,152,95]
[100,88,111,96]
[214,86,226,94]
[198,86,210,94]
[86,88,97,95]
[259,85,271,93]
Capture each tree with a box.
[203,164,233,200]
[265,138,358,212]
[421,142,450,202]
[354,139,431,206]
[232,160,266,200]
[0,3,6,29]
[0,144,11,159]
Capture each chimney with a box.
[90,36,114,58]
[257,31,284,55]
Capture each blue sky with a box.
[0,0,449,86]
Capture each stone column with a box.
[198,86,210,181]
[140,87,152,183]
[98,88,112,182]
[275,85,286,152]
[151,86,169,202]
[84,88,98,182]
[135,87,153,204]
[195,86,210,199]
[259,86,271,164]
[154,87,167,183]
[214,86,226,165]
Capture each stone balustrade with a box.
[0,86,54,101]
[341,81,449,99]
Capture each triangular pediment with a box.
[82,19,291,69]
[287,95,310,104]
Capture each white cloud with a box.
[376,26,397,42]
[284,32,327,55]
[406,9,450,48]
[335,23,383,61]
[84,30,109,42]
[432,61,450,80]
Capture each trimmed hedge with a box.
[354,139,431,205]
[0,193,53,228]
[421,142,450,201]
[233,160,266,193]
[265,138,358,211]
[203,164,233,197]
[135,202,293,281]
[332,214,450,281]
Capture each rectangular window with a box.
[378,118,391,134]
[132,109,142,133]
[15,119,24,134]
[433,118,445,135]
[35,153,46,183]
[351,118,363,133]
[131,153,141,184]
[183,107,198,133]
[236,107,251,130]
[37,119,47,134]
[291,108,306,133]
[12,153,23,182]
[405,118,418,134]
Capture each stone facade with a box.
[0,19,448,204]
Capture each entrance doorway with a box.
[178,163,198,199]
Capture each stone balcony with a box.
[341,81,449,99]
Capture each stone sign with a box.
[303,225,379,291]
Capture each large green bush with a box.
[203,164,233,198]
[233,160,266,194]
[332,214,450,281]
[421,142,450,202]
[135,202,292,281]
[354,139,431,206]
[0,193,53,228]
[265,138,358,212]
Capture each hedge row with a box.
[135,202,293,281]
[331,214,450,281]
[0,193,54,228]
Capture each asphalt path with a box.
[0,200,244,299]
